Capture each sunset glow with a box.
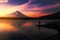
[0,0,60,18]
[0,6,18,17]
[20,3,60,18]
[0,0,31,17]
[0,23,18,32]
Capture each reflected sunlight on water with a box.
[0,20,19,32]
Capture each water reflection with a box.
[0,20,34,40]
[0,20,19,32]
[0,19,58,40]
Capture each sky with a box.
[0,0,60,18]
[8,0,60,18]
[7,0,60,5]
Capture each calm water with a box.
[0,19,58,40]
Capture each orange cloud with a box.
[20,11,50,18]
[20,3,60,18]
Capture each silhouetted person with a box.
[36,21,41,30]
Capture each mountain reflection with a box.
[0,19,36,40]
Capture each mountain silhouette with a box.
[6,11,30,18]
[39,11,60,19]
